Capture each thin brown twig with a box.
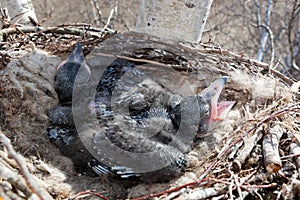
[0,24,116,42]
[197,102,300,184]
[131,180,203,200]
[70,190,109,200]
[280,153,300,160]
[0,131,53,200]
[209,177,277,189]
[131,175,277,200]
[241,183,277,189]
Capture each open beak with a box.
[200,77,235,121]
[57,43,91,75]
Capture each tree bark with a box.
[1,0,38,26]
[136,0,213,43]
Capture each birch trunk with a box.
[136,0,213,43]
[1,0,38,26]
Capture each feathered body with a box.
[48,44,235,181]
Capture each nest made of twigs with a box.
[0,25,300,200]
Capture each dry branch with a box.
[69,190,109,200]
[0,24,116,42]
[263,125,284,173]
[0,158,32,198]
[0,131,53,200]
[232,129,263,172]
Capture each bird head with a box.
[57,43,91,74]
[54,43,91,103]
[200,77,235,122]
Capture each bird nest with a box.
[0,25,299,199]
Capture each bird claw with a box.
[88,159,111,175]
[111,166,141,178]
[88,159,140,178]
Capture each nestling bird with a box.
[48,43,235,181]
[53,43,90,104]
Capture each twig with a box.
[0,131,53,200]
[103,3,117,30]
[131,180,203,200]
[233,172,243,198]
[0,24,116,42]
[242,183,277,189]
[281,153,300,160]
[263,125,284,173]
[0,157,32,198]
[90,0,105,26]
[69,190,109,200]
[233,129,263,171]
[198,44,294,85]
[179,187,226,200]
[198,102,300,184]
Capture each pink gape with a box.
[200,77,235,122]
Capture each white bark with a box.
[1,0,38,26]
[254,0,273,61]
[136,0,213,43]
